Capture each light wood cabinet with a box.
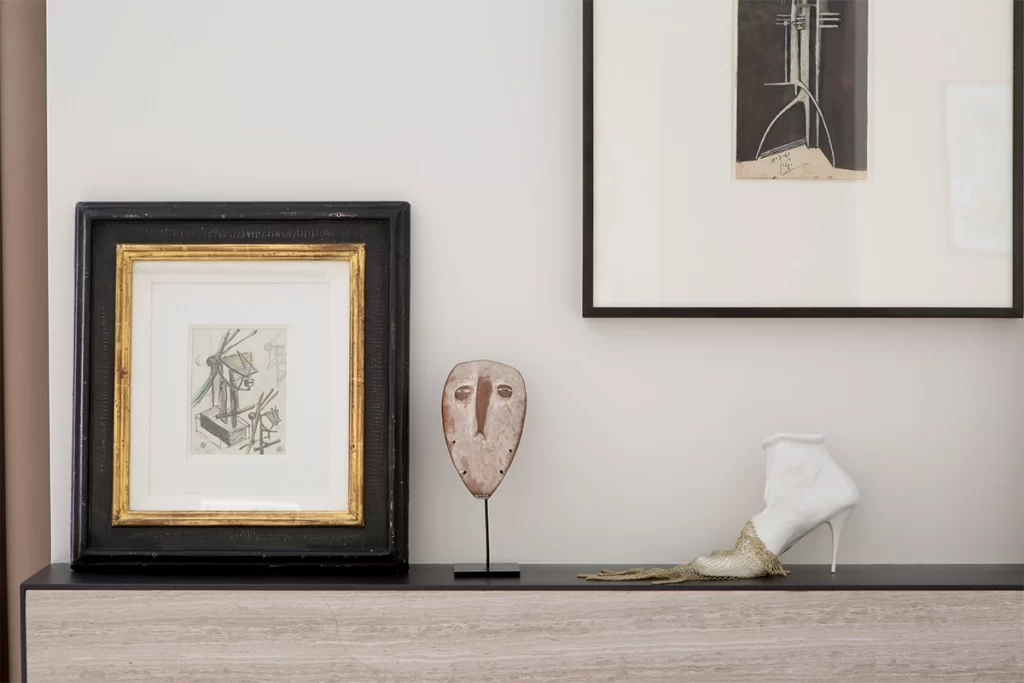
[22,564,1024,682]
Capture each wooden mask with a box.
[441,360,527,499]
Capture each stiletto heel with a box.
[826,507,853,573]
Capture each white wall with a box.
[47,0,1024,565]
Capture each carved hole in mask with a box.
[454,386,473,401]
[496,384,513,398]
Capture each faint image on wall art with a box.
[946,83,1013,253]
[189,327,287,456]
[735,0,869,180]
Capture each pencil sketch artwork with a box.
[189,327,287,456]
[264,328,287,387]
[735,0,868,180]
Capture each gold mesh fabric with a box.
[578,522,790,585]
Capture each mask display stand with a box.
[453,499,520,578]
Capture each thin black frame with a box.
[582,0,1024,318]
[71,202,410,572]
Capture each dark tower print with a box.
[736,0,869,180]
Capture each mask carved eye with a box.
[454,386,473,401]
[496,384,513,398]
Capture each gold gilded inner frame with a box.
[112,244,366,527]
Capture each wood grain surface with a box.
[25,590,1023,682]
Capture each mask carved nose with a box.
[475,376,492,437]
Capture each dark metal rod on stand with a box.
[453,497,517,579]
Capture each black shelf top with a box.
[22,563,1024,592]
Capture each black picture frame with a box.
[71,202,410,572]
[582,0,1024,319]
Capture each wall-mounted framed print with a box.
[71,202,410,572]
[583,0,1023,318]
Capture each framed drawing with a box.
[583,0,1023,317]
[71,202,410,571]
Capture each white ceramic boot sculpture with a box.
[580,433,859,585]
[693,433,859,578]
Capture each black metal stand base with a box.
[453,563,521,579]
[453,499,520,579]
